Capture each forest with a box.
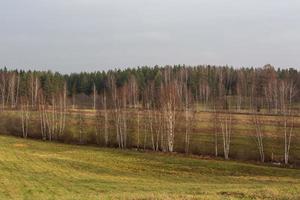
[0,64,299,165]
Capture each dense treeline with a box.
[0,64,299,165]
[1,64,299,110]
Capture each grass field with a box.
[0,135,300,199]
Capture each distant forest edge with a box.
[0,64,299,166]
[1,64,299,110]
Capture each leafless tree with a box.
[164,100,175,152]
[0,72,7,110]
[20,97,30,138]
[128,75,138,108]
[160,67,179,152]
[279,80,296,165]
[220,111,232,160]
[236,70,247,111]
[78,111,85,144]
[37,83,67,141]
[95,108,102,145]
[29,73,39,107]
[152,110,162,151]
[120,86,128,148]
[252,112,265,162]
[6,72,19,108]
[136,107,140,149]
[58,82,67,136]
[38,89,47,140]
[103,91,109,146]
[181,68,193,154]
[108,74,128,149]
[212,106,219,157]
[93,83,97,110]
[251,80,265,162]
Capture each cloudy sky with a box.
[1,0,300,73]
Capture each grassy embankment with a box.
[0,135,300,199]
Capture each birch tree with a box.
[93,83,97,110]
[0,71,6,110]
[58,82,67,136]
[38,89,47,140]
[78,111,85,144]
[252,112,265,162]
[95,108,102,145]
[20,97,30,138]
[103,91,109,146]
[212,106,219,157]
[279,80,296,165]
[29,73,39,107]
[220,111,232,160]
[160,67,179,152]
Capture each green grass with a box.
[0,135,300,199]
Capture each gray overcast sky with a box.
[1,0,300,73]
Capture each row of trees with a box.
[1,64,299,111]
[0,65,299,165]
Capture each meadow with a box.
[0,135,300,200]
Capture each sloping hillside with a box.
[0,135,299,200]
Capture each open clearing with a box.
[0,135,299,200]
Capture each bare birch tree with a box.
[95,109,102,145]
[212,106,219,157]
[279,80,296,165]
[160,67,179,152]
[78,111,85,144]
[220,111,232,160]
[103,91,109,146]
[0,72,6,110]
[20,97,30,138]
[58,82,67,136]
[30,73,39,107]
[38,89,47,140]
[93,83,97,110]
[37,82,67,141]
[252,112,265,162]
